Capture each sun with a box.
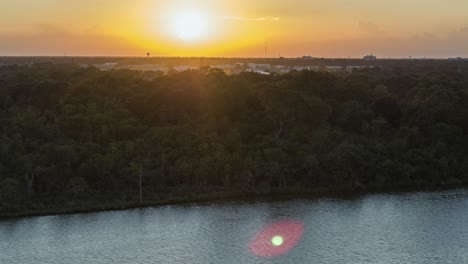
[169,10,209,41]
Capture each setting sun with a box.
[169,10,209,42]
[3,0,468,57]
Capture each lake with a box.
[2,189,468,263]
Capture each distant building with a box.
[94,62,117,71]
[449,57,465,60]
[363,54,377,61]
[171,65,195,72]
[245,69,270,75]
[247,63,270,69]
[300,56,317,60]
[211,64,235,70]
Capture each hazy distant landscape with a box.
[1,56,466,71]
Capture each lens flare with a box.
[249,220,304,258]
[272,235,284,246]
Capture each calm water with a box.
[2,190,468,263]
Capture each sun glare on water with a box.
[169,10,209,41]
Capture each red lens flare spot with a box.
[249,220,304,258]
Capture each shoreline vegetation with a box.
[1,61,468,220]
[1,184,467,220]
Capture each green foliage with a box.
[0,177,22,209]
[0,63,467,214]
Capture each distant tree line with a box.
[0,63,467,214]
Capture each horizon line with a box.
[0,55,465,60]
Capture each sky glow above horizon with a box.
[1,0,468,58]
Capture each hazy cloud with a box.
[0,21,143,56]
[34,23,72,37]
[223,16,280,21]
[453,26,468,36]
[358,21,381,34]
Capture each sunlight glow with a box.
[169,10,209,41]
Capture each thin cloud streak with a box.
[223,16,280,21]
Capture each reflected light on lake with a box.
[249,220,304,258]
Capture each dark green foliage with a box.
[0,63,467,215]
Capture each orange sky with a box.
[1,0,468,58]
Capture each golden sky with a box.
[1,0,468,57]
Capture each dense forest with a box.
[1,63,468,216]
